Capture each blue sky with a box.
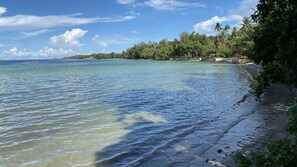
[0,0,258,60]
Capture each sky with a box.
[0,0,258,60]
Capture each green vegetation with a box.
[250,0,297,94]
[235,0,297,166]
[64,52,123,59]
[122,19,254,60]
[64,17,255,60]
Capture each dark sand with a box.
[134,64,296,167]
[204,84,297,167]
[138,84,296,167]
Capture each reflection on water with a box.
[0,60,254,166]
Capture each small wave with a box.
[234,92,253,106]
[128,119,217,166]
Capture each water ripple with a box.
[0,60,253,166]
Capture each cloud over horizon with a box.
[50,28,88,46]
[1,47,74,59]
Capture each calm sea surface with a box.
[0,60,255,166]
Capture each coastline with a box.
[169,57,253,64]
[2,60,293,166]
[61,57,254,65]
[175,83,296,167]
[222,84,296,166]
[4,61,292,165]
[125,64,291,167]
[136,83,296,167]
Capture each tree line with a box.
[65,17,255,60]
[64,52,122,60]
[122,17,254,60]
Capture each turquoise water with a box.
[0,60,254,166]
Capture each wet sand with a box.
[137,83,296,167]
[204,84,296,167]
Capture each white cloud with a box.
[117,0,136,4]
[144,0,206,10]
[130,30,140,34]
[21,29,49,38]
[92,34,136,48]
[193,15,242,34]
[193,0,258,34]
[3,47,34,58]
[1,47,74,59]
[0,7,7,15]
[100,42,109,47]
[0,14,135,31]
[0,44,3,47]
[50,28,88,46]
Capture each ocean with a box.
[0,60,256,166]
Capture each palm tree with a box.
[215,23,222,32]
[223,25,230,42]
[224,25,230,32]
[231,27,237,37]
[240,17,251,32]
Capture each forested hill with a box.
[64,17,254,60]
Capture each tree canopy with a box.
[250,0,297,88]
[122,18,254,60]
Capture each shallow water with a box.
[0,60,254,167]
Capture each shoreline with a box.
[222,84,296,166]
[136,83,296,167]
[130,65,291,167]
[169,57,253,64]
[61,57,254,65]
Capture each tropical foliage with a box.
[235,1,297,166]
[250,0,297,89]
[65,17,255,60]
[122,18,254,60]
[64,52,122,59]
